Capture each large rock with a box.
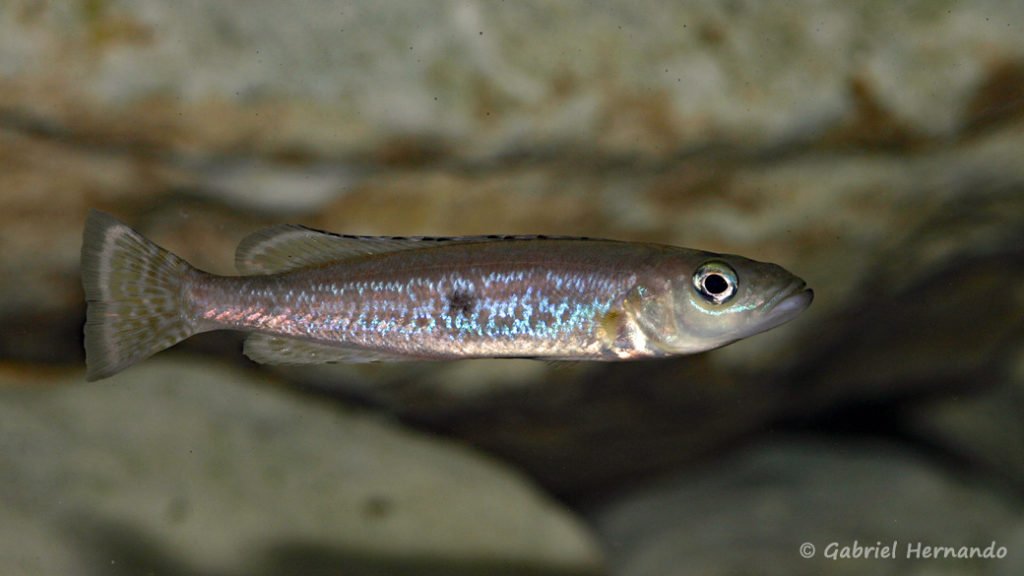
[1,0,1023,533]
[590,439,1022,576]
[907,356,1024,495]
[2,0,1023,326]
[0,361,604,576]
[3,1,1020,155]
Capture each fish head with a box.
[634,252,813,354]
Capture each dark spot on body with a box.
[447,290,476,316]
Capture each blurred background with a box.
[1,1,1023,575]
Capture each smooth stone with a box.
[0,360,603,576]
[590,438,1019,576]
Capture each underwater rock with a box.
[908,372,1024,496]
[3,2,1023,155]
[0,360,603,576]
[0,2,1023,551]
[589,438,1020,576]
[3,0,1024,375]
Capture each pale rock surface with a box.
[590,439,1020,576]
[1,1,1023,572]
[0,360,603,576]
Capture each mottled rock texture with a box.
[1,1,1022,574]
[591,439,1022,576]
[0,361,603,576]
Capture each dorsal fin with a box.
[235,226,438,274]
[235,225,593,274]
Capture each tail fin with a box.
[81,210,196,380]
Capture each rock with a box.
[590,439,1020,576]
[0,360,604,576]
[3,0,1023,370]
[2,0,1024,535]
[907,367,1024,494]
[778,183,1024,413]
[3,2,1023,155]
[998,521,1024,576]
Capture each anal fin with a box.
[244,334,411,365]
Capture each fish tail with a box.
[81,210,196,381]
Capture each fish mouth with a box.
[762,280,814,328]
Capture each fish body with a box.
[81,210,813,381]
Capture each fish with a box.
[80,209,813,381]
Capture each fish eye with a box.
[693,262,737,304]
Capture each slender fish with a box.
[81,210,812,381]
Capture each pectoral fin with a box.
[596,287,655,359]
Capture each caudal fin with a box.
[81,210,196,381]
